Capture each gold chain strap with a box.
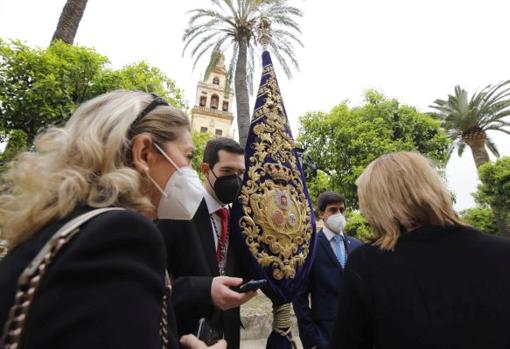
[1,228,78,348]
[0,208,170,349]
[160,272,172,349]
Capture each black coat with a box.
[331,225,510,349]
[293,230,362,349]
[156,200,242,349]
[0,206,179,349]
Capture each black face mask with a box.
[209,171,243,204]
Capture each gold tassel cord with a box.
[272,303,298,349]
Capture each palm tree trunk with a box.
[468,140,510,236]
[234,39,251,149]
[51,0,88,45]
[467,138,490,169]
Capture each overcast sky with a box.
[1,0,509,210]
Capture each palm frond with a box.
[192,35,229,70]
[190,31,224,59]
[485,136,500,158]
[225,42,238,95]
[457,141,466,157]
[269,41,292,77]
[272,29,304,47]
[485,126,510,135]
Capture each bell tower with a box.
[191,55,235,138]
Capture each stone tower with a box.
[191,56,235,138]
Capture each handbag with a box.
[0,208,171,349]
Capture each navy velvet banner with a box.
[231,51,317,348]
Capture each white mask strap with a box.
[144,168,168,198]
[153,143,182,174]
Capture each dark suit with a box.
[157,200,242,349]
[331,225,510,349]
[0,206,179,349]
[293,229,362,349]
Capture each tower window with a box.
[199,96,207,107]
[212,77,220,85]
[215,129,223,136]
[200,127,208,133]
[222,101,229,112]
[210,95,219,109]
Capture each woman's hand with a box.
[179,334,227,349]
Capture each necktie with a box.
[215,208,229,265]
[333,235,346,268]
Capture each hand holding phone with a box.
[235,279,267,293]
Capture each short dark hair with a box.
[317,191,346,212]
[203,137,244,168]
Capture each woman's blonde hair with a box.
[356,151,465,251]
[0,90,190,247]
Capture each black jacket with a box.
[293,230,362,349]
[331,225,510,349]
[0,206,179,349]
[156,200,242,349]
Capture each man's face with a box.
[202,149,245,189]
[320,201,346,221]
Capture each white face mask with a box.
[147,144,203,220]
[325,212,346,234]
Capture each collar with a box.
[322,225,344,241]
[202,185,226,214]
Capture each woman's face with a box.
[132,128,195,217]
[151,129,195,201]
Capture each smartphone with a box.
[236,279,267,293]
[196,318,220,346]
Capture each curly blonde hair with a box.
[356,151,465,251]
[0,90,190,247]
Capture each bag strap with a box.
[1,207,170,349]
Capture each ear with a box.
[131,134,157,174]
[318,210,325,220]
[201,162,210,176]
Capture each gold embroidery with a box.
[239,70,313,281]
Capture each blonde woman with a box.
[0,91,226,349]
[331,151,510,349]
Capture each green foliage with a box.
[298,91,451,207]
[191,131,212,179]
[306,170,331,209]
[344,211,375,243]
[0,129,28,169]
[460,207,499,235]
[0,39,185,146]
[99,61,185,107]
[475,157,510,211]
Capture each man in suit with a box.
[157,137,256,349]
[292,191,362,349]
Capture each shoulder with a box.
[73,209,165,260]
[344,243,383,278]
[460,225,510,257]
[346,235,363,246]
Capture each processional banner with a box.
[231,50,317,349]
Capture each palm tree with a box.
[51,0,89,44]
[430,80,510,235]
[183,0,303,147]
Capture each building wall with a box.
[192,113,232,138]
